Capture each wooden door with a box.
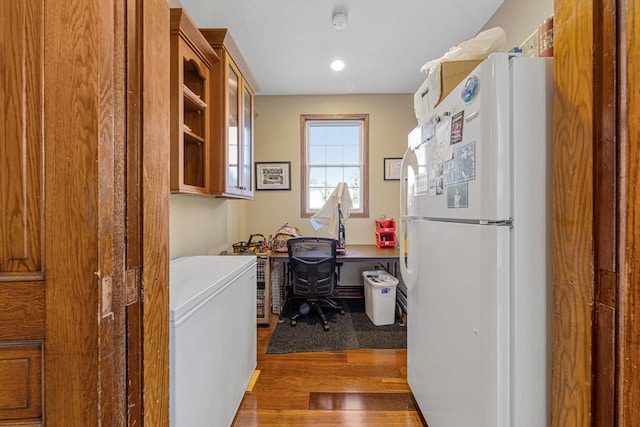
[1,0,169,425]
[552,0,640,425]
[618,0,640,423]
[125,0,172,425]
[1,1,46,423]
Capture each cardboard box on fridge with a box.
[414,59,483,124]
[439,60,483,103]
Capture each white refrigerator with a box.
[399,53,552,427]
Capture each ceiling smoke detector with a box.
[332,12,348,30]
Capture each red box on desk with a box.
[376,232,396,248]
[375,218,395,233]
[375,218,396,248]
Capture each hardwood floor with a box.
[232,316,427,426]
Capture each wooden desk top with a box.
[268,244,399,263]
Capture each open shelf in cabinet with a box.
[170,8,219,194]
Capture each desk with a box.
[268,244,399,264]
[268,244,400,302]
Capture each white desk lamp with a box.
[309,182,352,254]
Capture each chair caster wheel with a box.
[323,324,330,331]
[339,309,345,315]
[291,320,297,327]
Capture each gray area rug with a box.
[266,298,406,354]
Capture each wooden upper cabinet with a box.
[200,29,259,199]
[169,9,219,194]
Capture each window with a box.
[300,114,369,218]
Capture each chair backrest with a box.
[287,237,338,299]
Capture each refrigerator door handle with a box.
[399,146,419,292]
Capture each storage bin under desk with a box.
[256,254,270,324]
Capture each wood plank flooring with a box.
[232,316,427,426]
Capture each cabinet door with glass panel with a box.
[224,60,254,198]
[202,28,258,199]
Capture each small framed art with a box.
[255,162,291,191]
[384,158,402,181]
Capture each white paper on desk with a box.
[309,182,352,236]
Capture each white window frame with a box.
[300,114,369,218]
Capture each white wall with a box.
[482,0,553,50]
[170,195,247,259]
[247,94,416,245]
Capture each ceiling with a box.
[177,0,505,95]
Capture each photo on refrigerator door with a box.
[443,158,456,186]
[442,141,475,186]
[456,141,476,181]
[428,162,444,196]
[446,182,468,208]
[450,110,464,144]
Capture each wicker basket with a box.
[232,234,266,254]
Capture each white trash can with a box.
[362,270,399,326]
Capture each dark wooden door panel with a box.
[593,0,618,425]
[125,1,144,423]
[0,283,44,341]
[0,0,44,281]
[0,343,42,421]
[620,0,640,422]
[1,2,45,425]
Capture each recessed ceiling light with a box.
[330,59,346,72]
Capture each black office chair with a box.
[286,237,345,331]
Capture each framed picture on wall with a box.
[255,162,291,191]
[384,158,402,181]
